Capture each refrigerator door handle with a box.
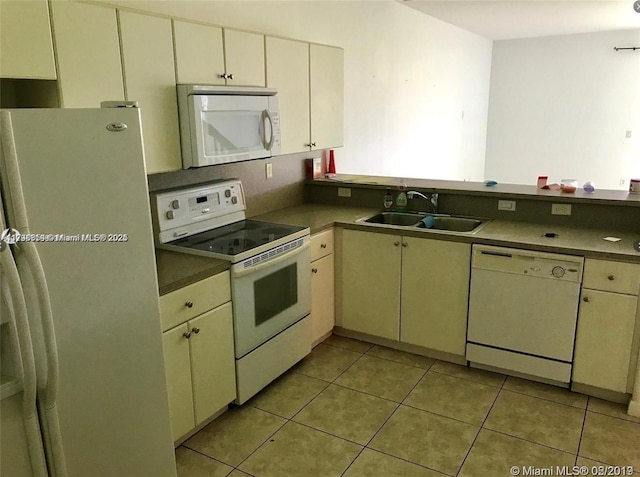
[1,112,68,476]
[2,251,48,477]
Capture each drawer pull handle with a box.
[312,268,318,274]
[192,327,200,334]
[320,244,327,249]
[607,274,615,281]
[402,242,408,247]
[183,331,191,339]
[583,296,590,302]
[394,241,400,246]
[185,301,194,308]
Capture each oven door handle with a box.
[232,241,310,278]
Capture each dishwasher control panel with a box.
[471,245,584,282]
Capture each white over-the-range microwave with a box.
[177,84,281,168]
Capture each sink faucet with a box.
[407,190,438,213]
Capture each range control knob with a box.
[171,199,180,209]
[225,190,232,198]
[166,210,175,220]
[231,196,238,204]
[552,266,566,278]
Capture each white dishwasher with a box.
[466,245,584,384]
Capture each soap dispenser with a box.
[396,181,408,211]
[383,188,394,209]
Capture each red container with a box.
[327,150,336,174]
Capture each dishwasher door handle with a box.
[480,251,512,258]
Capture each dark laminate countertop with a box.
[157,202,639,294]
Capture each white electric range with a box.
[151,179,311,404]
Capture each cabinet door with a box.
[339,230,400,340]
[266,36,310,154]
[223,29,265,87]
[51,2,124,107]
[162,323,195,441]
[173,20,225,85]
[311,254,335,344]
[119,11,181,173]
[573,289,637,392]
[309,44,344,150]
[0,0,56,79]
[189,303,236,425]
[401,238,471,356]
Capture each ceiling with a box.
[399,1,640,40]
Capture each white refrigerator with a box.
[0,108,177,477]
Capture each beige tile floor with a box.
[177,335,640,477]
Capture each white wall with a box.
[103,0,493,181]
[485,29,640,190]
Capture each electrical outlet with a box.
[498,200,516,211]
[551,203,572,216]
[620,178,626,186]
[338,187,352,198]
[265,163,273,179]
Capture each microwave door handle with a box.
[232,241,310,278]
[263,109,275,151]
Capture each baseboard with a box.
[332,327,466,365]
[571,382,630,404]
[628,399,640,417]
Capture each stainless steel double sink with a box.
[357,211,488,234]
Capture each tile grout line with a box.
[499,387,588,411]
[179,445,239,470]
[428,368,505,389]
[339,360,439,476]
[574,396,590,467]
[452,373,508,476]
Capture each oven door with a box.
[231,240,311,357]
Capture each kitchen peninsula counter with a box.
[254,203,640,263]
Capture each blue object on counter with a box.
[485,180,498,187]
[421,216,436,229]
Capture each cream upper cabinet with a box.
[401,238,471,356]
[51,2,124,108]
[338,229,401,341]
[0,0,56,79]
[223,29,265,87]
[266,36,310,154]
[309,44,344,150]
[173,20,225,85]
[573,259,640,393]
[119,11,181,174]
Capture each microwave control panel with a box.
[150,180,245,243]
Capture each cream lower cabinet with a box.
[160,272,236,443]
[573,259,640,393]
[339,230,401,340]
[338,229,470,354]
[400,237,471,355]
[310,229,335,345]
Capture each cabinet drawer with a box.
[583,259,640,295]
[160,271,231,331]
[311,228,334,262]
